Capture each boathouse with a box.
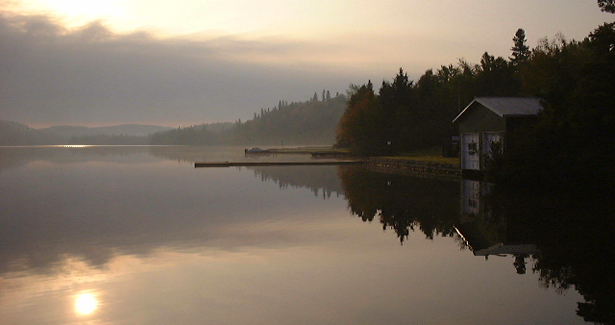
[452,97,543,171]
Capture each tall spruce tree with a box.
[510,28,530,65]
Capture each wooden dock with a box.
[195,160,363,168]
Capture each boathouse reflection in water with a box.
[457,179,539,274]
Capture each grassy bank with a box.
[385,147,459,166]
[261,146,459,166]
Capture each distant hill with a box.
[0,120,59,145]
[3,90,346,146]
[149,92,348,146]
[0,120,174,145]
[230,93,347,145]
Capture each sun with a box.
[20,0,127,23]
[74,292,99,316]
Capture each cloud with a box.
[0,11,362,127]
[3,1,610,128]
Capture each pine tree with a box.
[510,28,530,65]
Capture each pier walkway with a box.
[194,160,363,168]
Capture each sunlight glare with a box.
[74,293,98,316]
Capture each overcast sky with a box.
[1,0,612,128]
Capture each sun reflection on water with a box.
[74,292,99,316]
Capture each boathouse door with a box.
[482,133,503,165]
[461,133,480,170]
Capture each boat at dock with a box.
[244,147,270,154]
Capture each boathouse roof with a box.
[452,97,543,123]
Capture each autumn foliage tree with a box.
[335,81,380,154]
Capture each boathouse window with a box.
[468,142,478,155]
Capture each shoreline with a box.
[364,157,461,180]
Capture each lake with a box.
[0,145,609,324]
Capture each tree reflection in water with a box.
[339,166,460,243]
[339,166,615,324]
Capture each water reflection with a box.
[0,146,348,276]
[0,146,609,324]
[339,165,614,324]
[456,179,540,275]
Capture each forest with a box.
[335,9,614,190]
[487,21,615,192]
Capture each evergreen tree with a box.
[510,28,530,65]
[378,68,416,153]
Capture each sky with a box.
[0,0,612,128]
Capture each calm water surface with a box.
[0,146,600,324]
